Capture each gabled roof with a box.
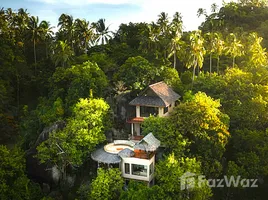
[129,81,180,107]
[134,133,160,152]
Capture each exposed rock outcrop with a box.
[26,121,66,185]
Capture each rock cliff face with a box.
[109,91,136,139]
[26,121,66,186]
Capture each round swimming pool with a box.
[104,142,134,154]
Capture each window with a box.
[140,106,158,117]
[125,163,130,174]
[164,106,168,114]
[132,164,148,177]
[150,163,154,175]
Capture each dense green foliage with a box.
[0,145,44,200]
[89,168,124,200]
[156,154,212,200]
[1,1,268,199]
[37,98,110,185]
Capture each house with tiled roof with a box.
[127,81,180,136]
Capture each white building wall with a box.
[163,102,176,117]
[136,106,140,117]
[134,123,140,136]
[158,107,164,117]
[121,155,155,182]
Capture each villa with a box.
[127,81,180,136]
[91,81,180,185]
[91,133,160,185]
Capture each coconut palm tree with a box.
[58,14,75,49]
[168,12,183,69]
[28,16,43,66]
[204,32,217,74]
[92,18,112,45]
[39,20,54,58]
[157,12,171,60]
[52,40,74,68]
[247,32,267,67]
[74,19,94,53]
[5,8,16,38]
[225,33,244,68]
[214,33,225,74]
[186,30,206,84]
[197,8,207,18]
[16,8,29,34]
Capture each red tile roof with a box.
[126,117,144,123]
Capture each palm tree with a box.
[157,12,170,60]
[186,30,206,84]
[58,14,75,49]
[204,32,218,74]
[197,8,207,18]
[52,40,74,68]
[39,20,54,58]
[28,16,43,66]
[225,33,244,68]
[92,18,112,45]
[168,12,183,69]
[247,32,267,67]
[211,3,219,13]
[74,19,94,53]
[214,33,225,74]
[16,8,29,34]
[5,8,16,38]
[148,22,160,55]
[157,12,169,34]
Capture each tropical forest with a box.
[0,0,268,199]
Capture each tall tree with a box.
[186,30,206,84]
[27,16,44,66]
[246,32,267,68]
[157,12,171,60]
[225,33,244,68]
[204,32,224,74]
[214,32,225,74]
[92,18,112,45]
[51,40,74,68]
[74,19,94,53]
[168,12,183,69]
[39,20,54,58]
[58,14,75,50]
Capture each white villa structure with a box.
[91,133,160,185]
[91,81,179,185]
[127,81,180,136]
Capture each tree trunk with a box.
[192,65,196,82]
[16,70,20,116]
[34,39,36,64]
[33,39,37,74]
[174,50,176,69]
[217,56,220,74]
[232,56,235,68]
[46,41,48,58]
[209,53,212,75]
[85,40,87,54]
[192,60,197,88]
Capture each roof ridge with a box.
[149,81,164,88]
